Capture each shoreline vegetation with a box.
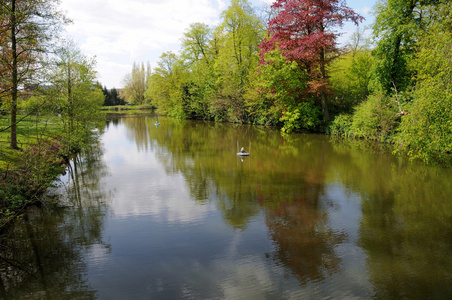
[118,0,451,167]
[0,112,103,229]
[100,104,154,115]
[1,0,451,228]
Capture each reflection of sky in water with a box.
[7,116,449,299]
[82,119,373,299]
[87,122,306,299]
[102,124,214,223]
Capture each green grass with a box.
[100,104,154,113]
[0,113,63,169]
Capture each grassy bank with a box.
[100,104,154,115]
[0,114,75,228]
[0,114,63,167]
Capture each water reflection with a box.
[118,115,347,290]
[2,115,452,299]
[358,166,452,299]
[115,115,452,298]
[0,141,111,299]
[326,137,452,299]
[265,186,345,285]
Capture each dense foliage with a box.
[137,0,451,165]
[0,0,67,149]
[102,87,124,106]
[0,2,104,222]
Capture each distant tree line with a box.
[101,87,124,106]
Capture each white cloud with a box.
[59,0,374,88]
[258,0,275,4]
[60,0,226,88]
[361,7,371,16]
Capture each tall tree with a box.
[180,23,213,118]
[259,0,363,121]
[48,40,104,152]
[208,0,264,122]
[0,0,66,149]
[372,0,448,94]
[218,0,264,92]
[181,23,212,67]
[145,52,185,117]
[102,86,113,106]
[394,3,452,165]
[122,62,149,104]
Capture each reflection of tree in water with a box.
[264,180,345,286]
[145,116,345,282]
[117,115,350,288]
[0,141,111,299]
[119,116,263,228]
[358,166,452,299]
[326,137,452,298]
[257,136,346,286]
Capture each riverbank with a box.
[3,114,448,299]
[0,114,93,229]
[114,106,451,166]
[100,104,154,115]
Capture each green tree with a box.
[217,0,264,90]
[245,50,320,132]
[329,30,373,114]
[111,87,124,105]
[48,40,104,152]
[181,23,212,68]
[122,62,149,104]
[371,0,445,94]
[0,0,66,149]
[146,52,186,118]
[180,23,213,118]
[209,0,265,122]
[102,86,113,106]
[394,6,452,165]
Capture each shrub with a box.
[328,114,353,137]
[0,141,67,223]
[349,92,398,142]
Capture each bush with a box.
[280,101,321,133]
[349,92,398,142]
[0,141,67,223]
[328,114,353,137]
[394,80,452,165]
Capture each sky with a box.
[59,0,377,89]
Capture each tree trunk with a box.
[10,0,18,149]
[319,48,329,122]
[68,63,73,135]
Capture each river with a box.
[1,114,452,299]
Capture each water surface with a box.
[1,115,452,299]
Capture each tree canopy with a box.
[0,0,67,149]
[259,0,363,121]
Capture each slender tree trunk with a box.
[10,0,18,149]
[68,62,73,146]
[319,48,329,122]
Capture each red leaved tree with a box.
[259,0,363,121]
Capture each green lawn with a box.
[100,104,154,114]
[0,114,63,169]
